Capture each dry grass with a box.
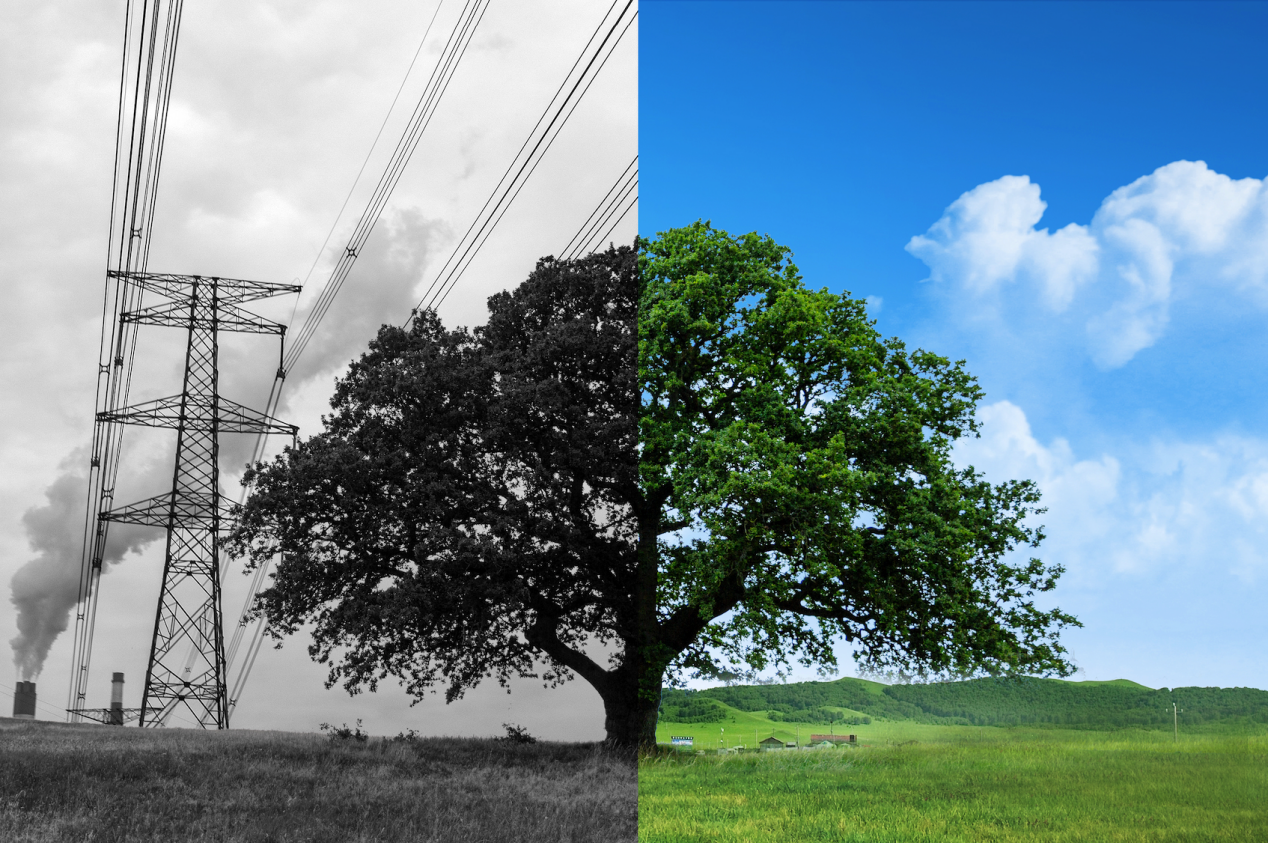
[0,718,634,842]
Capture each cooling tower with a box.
[12,681,35,719]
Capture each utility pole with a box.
[1172,702,1179,742]
[91,272,298,728]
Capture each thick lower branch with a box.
[656,568,747,655]
[523,614,611,692]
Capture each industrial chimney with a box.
[109,673,124,725]
[12,681,35,719]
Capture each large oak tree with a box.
[231,227,1078,748]
[636,223,1078,745]
[229,246,643,743]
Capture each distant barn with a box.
[809,734,856,746]
[759,736,790,750]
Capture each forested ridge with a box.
[659,677,1268,731]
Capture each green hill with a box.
[661,676,1268,733]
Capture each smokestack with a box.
[12,681,35,719]
[110,673,124,725]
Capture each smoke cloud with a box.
[8,209,448,682]
[9,451,160,681]
[287,206,449,384]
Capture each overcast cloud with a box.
[1,0,635,738]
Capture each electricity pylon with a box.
[94,271,299,728]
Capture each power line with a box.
[560,155,637,261]
[222,1,490,718]
[410,0,637,317]
[70,0,186,723]
[583,190,637,257]
[287,0,449,330]
[224,1,636,716]
[283,0,490,374]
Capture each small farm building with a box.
[809,734,856,745]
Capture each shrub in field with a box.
[497,723,538,744]
[320,719,368,743]
[391,728,423,744]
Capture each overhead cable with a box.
[285,0,448,329]
[69,0,186,722]
[559,155,637,261]
[282,0,489,374]
[410,0,637,317]
[227,0,636,716]
[223,0,485,717]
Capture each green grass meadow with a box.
[641,720,1268,842]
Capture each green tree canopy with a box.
[231,224,1078,749]
[638,223,1079,734]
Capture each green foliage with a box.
[639,222,1079,700]
[884,678,1268,730]
[766,708,871,725]
[693,676,1268,732]
[659,690,728,723]
[701,677,929,723]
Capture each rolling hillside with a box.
[660,676,1268,732]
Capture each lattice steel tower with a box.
[95,271,299,728]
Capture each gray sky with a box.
[1,0,636,739]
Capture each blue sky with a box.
[642,1,1268,690]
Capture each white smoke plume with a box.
[8,208,448,682]
[285,207,450,384]
[9,451,160,681]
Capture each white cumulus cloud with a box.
[909,161,1268,368]
[906,175,1098,311]
[957,401,1268,584]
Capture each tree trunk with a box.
[595,660,664,749]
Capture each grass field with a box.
[639,725,1268,842]
[0,718,635,842]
